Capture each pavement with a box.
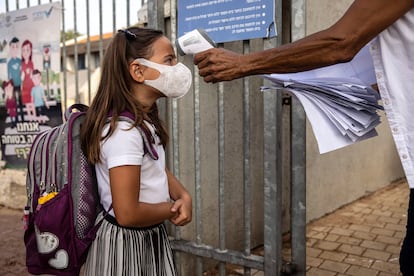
[304,179,407,276]
[0,179,409,276]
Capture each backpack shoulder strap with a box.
[65,103,89,121]
[107,112,159,160]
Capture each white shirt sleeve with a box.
[101,121,144,169]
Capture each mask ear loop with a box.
[135,58,168,73]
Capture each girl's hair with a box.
[80,27,169,164]
[21,40,33,61]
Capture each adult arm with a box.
[194,0,414,82]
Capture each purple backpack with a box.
[24,104,157,275]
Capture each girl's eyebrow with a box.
[163,53,176,61]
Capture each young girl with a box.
[81,27,192,275]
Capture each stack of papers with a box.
[262,45,383,154]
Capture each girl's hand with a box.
[169,195,192,226]
[166,168,192,226]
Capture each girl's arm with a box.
[109,164,176,228]
[166,168,192,226]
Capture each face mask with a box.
[136,58,192,99]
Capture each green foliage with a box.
[61,29,83,42]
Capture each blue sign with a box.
[178,0,277,43]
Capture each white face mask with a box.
[136,58,192,99]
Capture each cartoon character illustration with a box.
[3,79,17,128]
[21,39,35,119]
[7,37,22,121]
[31,69,49,122]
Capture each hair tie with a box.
[118,29,137,40]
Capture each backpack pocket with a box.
[25,185,81,275]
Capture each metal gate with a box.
[145,1,306,275]
[1,0,307,275]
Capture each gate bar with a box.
[290,1,307,275]
[171,240,264,270]
[263,0,284,274]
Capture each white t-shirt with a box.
[95,120,170,215]
[371,8,414,188]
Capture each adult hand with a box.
[194,48,244,83]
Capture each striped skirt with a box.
[84,215,177,276]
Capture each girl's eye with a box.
[165,57,176,65]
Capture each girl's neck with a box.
[133,86,159,113]
[142,104,152,113]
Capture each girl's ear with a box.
[129,61,145,83]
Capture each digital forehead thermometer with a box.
[176,29,216,56]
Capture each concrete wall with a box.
[0,169,26,210]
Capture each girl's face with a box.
[5,83,13,98]
[22,44,32,61]
[144,36,177,80]
[130,35,184,102]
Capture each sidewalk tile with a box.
[319,260,350,273]
[363,248,391,261]
[307,267,337,276]
[371,260,400,274]
[319,251,347,262]
[352,230,377,241]
[346,265,379,276]
[343,254,374,268]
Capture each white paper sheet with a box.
[262,44,382,154]
[267,45,376,86]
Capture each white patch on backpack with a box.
[35,225,59,253]
[48,249,69,269]
[35,226,69,269]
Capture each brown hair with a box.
[80,27,169,164]
[2,79,13,90]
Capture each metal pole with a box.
[169,1,183,274]
[73,0,79,103]
[112,0,116,34]
[263,82,283,276]
[147,0,164,32]
[218,79,226,276]
[290,1,307,275]
[243,39,252,276]
[193,68,203,276]
[61,0,68,109]
[98,0,103,64]
[263,0,283,274]
[126,0,130,27]
[86,0,91,104]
